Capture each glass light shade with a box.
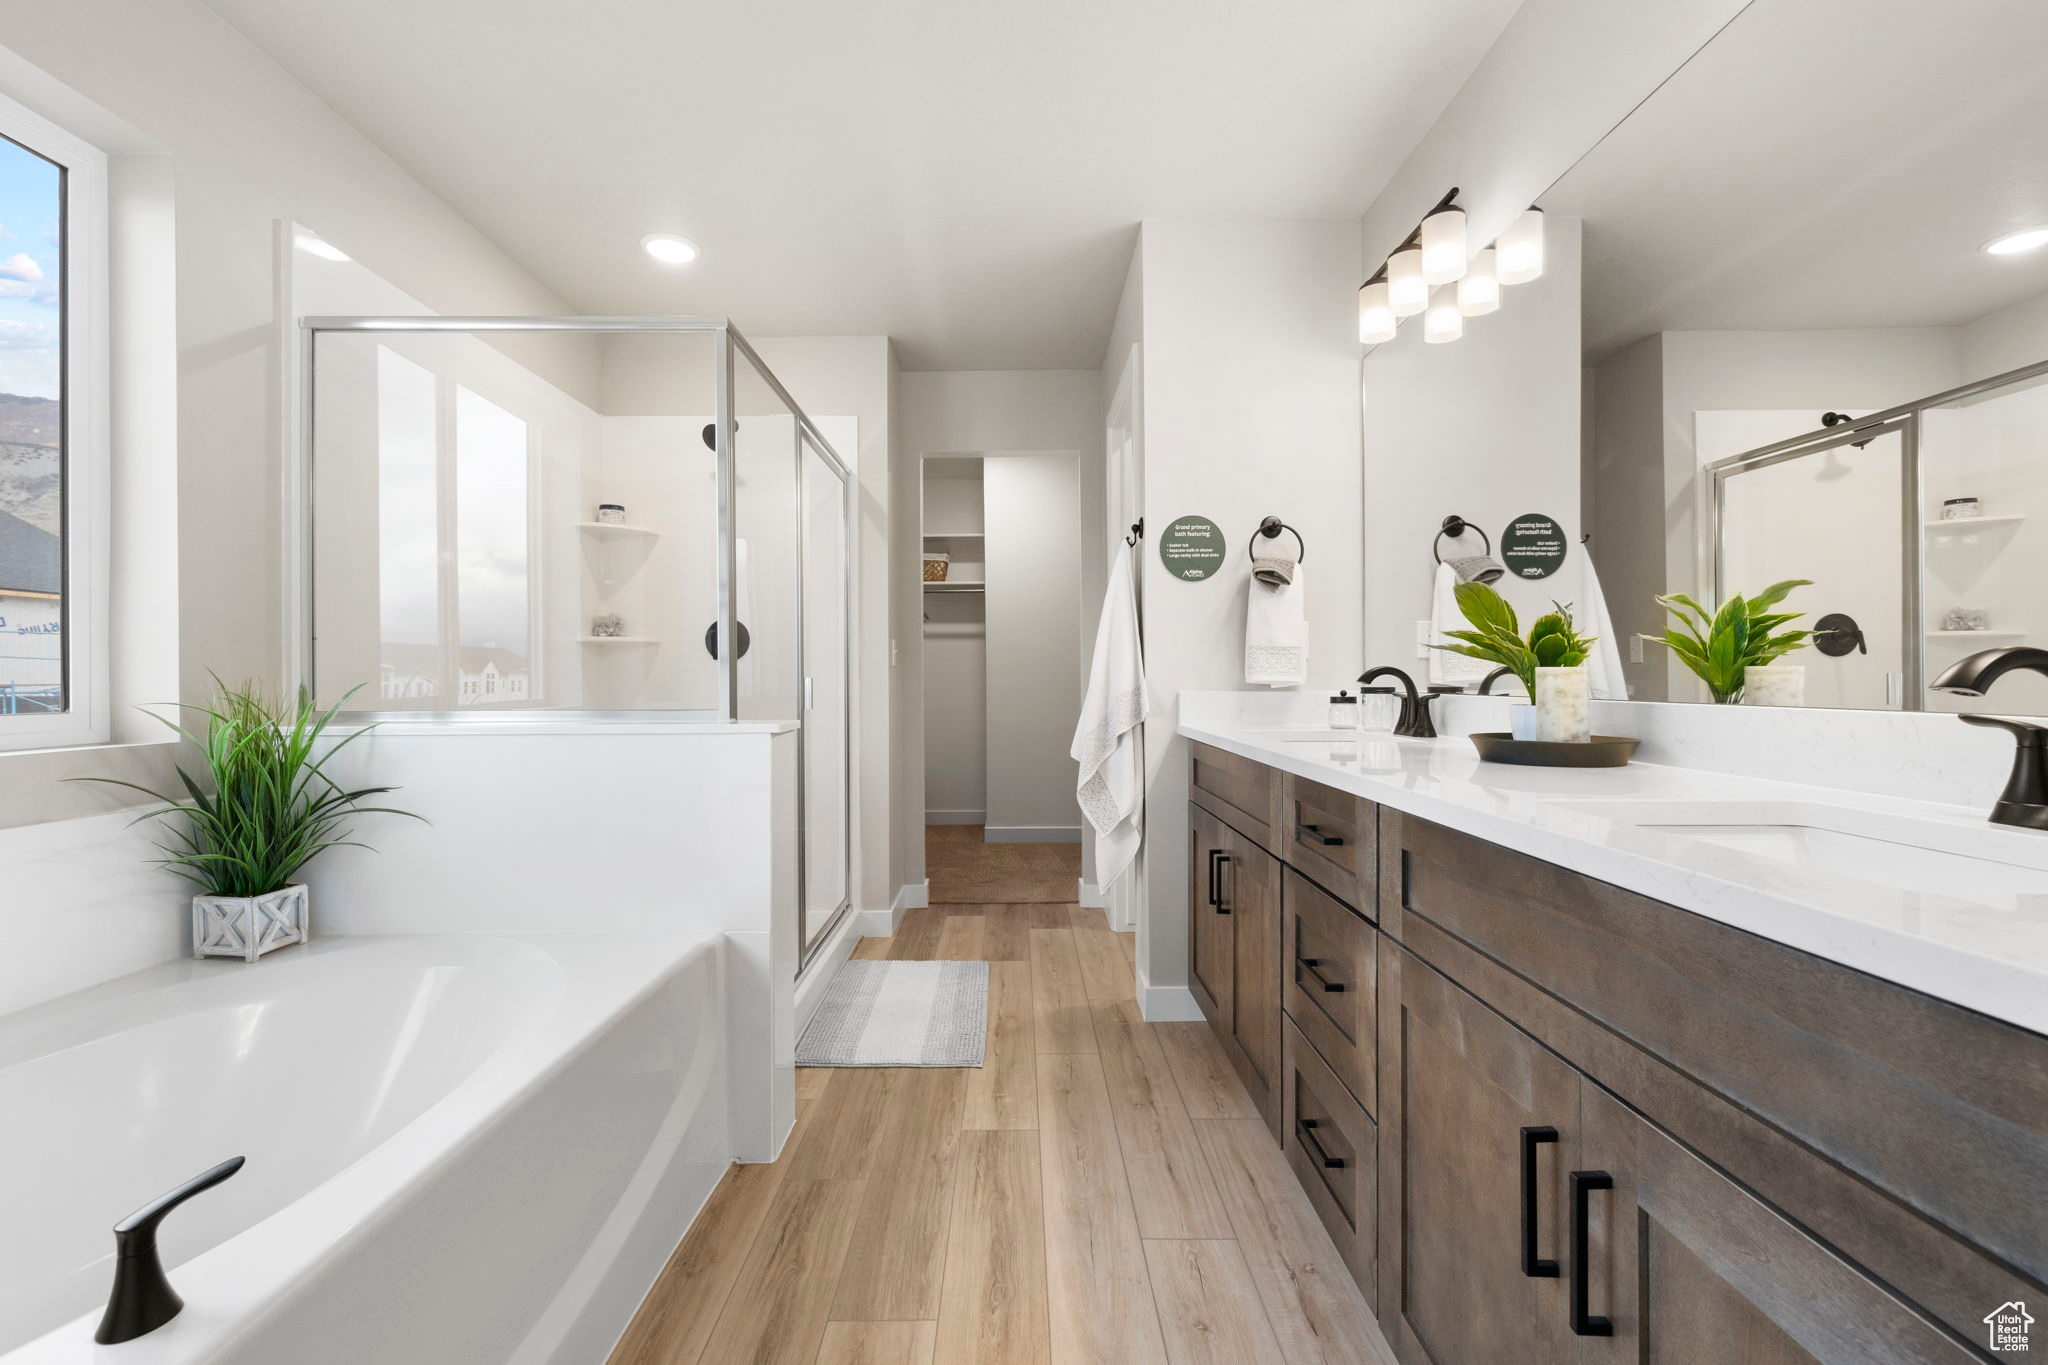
[1357,281,1397,344]
[1420,208,1467,286]
[1497,208,1545,285]
[1387,248,1427,317]
[1423,295,1463,344]
[1457,248,1500,316]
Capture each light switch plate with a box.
[1629,635,1644,664]
[1414,619,1433,659]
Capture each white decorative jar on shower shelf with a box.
[1534,666,1591,742]
[1740,664,1805,707]
[192,883,310,962]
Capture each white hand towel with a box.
[1577,547,1628,700]
[1428,561,1490,687]
[1244,564,1308,686]
[1073,544,1149,892]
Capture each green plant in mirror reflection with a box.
[73,679,421,897]
[1647,580,1812,704]
[1432,580,1594,697]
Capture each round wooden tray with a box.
[1469,733,1639,767]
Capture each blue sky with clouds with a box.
[0,134,60,400]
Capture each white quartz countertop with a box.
[1181,720,2048,1037]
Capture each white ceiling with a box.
[204,0,1521,370]
[1544,0,2048,361]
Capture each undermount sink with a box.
[1534,798,2048,912]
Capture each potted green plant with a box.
[1432,581,1597,740]
[1645,581,1812,704]
[84,680,417,962]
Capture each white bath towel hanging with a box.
[1244,564,1307,686]
[1073,542,1149,893]
[1428,561,1492,688]
[1577,545,1628,700]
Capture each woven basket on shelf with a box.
[922,553,950,582]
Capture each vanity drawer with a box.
[1281,773,1375,909]
[1282,1013,1376,1309]
[1190,742,1281,850]
[1283,868,1375,1115]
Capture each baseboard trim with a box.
[925,809,985,825]
[983,825,1083,844]
[855,881,926,938]
[1136,969,1205,1022]
[896,880,929,912]
[1077,879,1104,908]
[794,910,861,1039]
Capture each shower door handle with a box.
[1886,672,1905,708]
[804,676,813,710]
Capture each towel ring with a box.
[1431,514,1490,565]
[1245,516,1306,564]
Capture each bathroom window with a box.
[0,95,104,751]
[372,348,536,708]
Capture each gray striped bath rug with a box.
[796,959,988,1067]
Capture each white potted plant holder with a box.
[192,884,310,962]
[1534,666,1592,743]
[1740,664,1805,707]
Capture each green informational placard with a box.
[1501,512,1568,580]
[1158,515,1226,581]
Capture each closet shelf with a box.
[924,581,985,593]
[581,636,659,644]
[1923,515,2023,533]
[922,530,985,539]
[576,521,660,539]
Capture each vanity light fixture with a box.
[1423,293,1463,344]
[1387,247,1428,317]
[1983,225,2048,256]
[1457,248,1500,316]
[1419,206,1467,286]
[1497,208,1545,285]
[1358,275,1397,344]
[641,233,702,265]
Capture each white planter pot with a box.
[1740,664,1805,707]
[192,884,309,962]
[1508,703,1537,742]
[1534,666,1592,743]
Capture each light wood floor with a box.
[609,888,1398,1365]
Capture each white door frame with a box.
[1100,344,1144,932]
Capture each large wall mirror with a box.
[1547,0,2048,716]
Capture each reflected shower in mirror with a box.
[1549,0,2048,713]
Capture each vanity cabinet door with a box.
[1221,823,1282,1138]
[1379,944,1581,1365]
[1189,803,1234,1027]
[1575,1083,1977,1365]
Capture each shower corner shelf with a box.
[1922,514,2023,533]
[581,635,658,644]
[576,521,660,538]
[1925,629,2024,641]
[923,529,985,538]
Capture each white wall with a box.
[1135,218,1363,1016]
[984,453,1084,837]
[1362,218,1585,670]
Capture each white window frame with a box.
[0,91,108,751]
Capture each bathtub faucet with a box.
[95,1155,246,1344]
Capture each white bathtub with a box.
[0,933,729,1364]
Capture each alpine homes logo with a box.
[1986,1300,2034,1353]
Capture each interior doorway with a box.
[920,450,1085,902]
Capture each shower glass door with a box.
[801,432,850,951]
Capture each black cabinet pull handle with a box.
[1297,957,1345,993]
[1205,848,1224,908]
[1570,1169,1614,1336]
[1520,1127,1559,1277]
[1214,852,1232,914]
[1295,822,1345,847]
[1295,1118,1346,1169]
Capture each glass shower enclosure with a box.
[297,316,852,961]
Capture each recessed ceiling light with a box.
[295,231,350,263]
[1983,226,2048,256]
[641,233,701,265]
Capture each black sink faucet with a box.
[1478,666,1518,696]
[1929,647,2048,830]
[1358,665,1439,738]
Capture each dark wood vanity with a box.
[1189,741,2047,1363]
